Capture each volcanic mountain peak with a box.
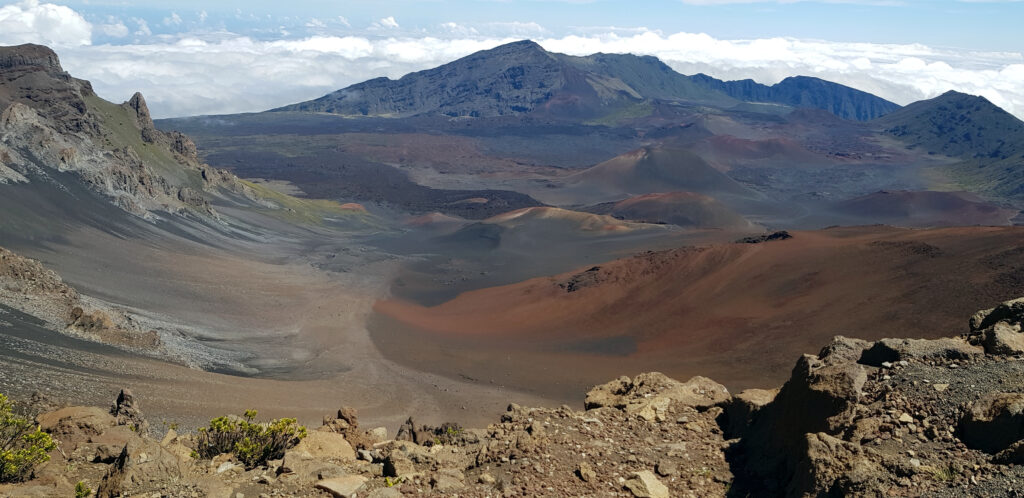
[878,90,1024,157]
[271,40,738,118]
[275,39,906,122]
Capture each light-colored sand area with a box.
[0,220,553,433]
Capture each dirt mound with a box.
[484,206,638,232]
[586,192,754,229]
[570,146,753,198]
[373,226,1024,397]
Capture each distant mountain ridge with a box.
[272,40,898,121]
[876,90,1024,198]
[687,74,900,121]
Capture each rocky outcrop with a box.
[8,299,1024,497]
[959,393,1024,454]
[109,389,149,433]
[0,246,161,350]
[584,372,731,418]
[0,44,263,219]
[966,297,1024,354]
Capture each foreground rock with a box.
[6,298,1024,496]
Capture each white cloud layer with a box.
[0,0,91,47]
[2,3,1022,122]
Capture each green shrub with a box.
[194,409,307,469]
[75,481,92,498]
[0,393,57,483]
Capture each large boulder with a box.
[786,433,884,497]
[859,337,981,366]
[95,439,185,498]
[37,406,116,440]
[288,431,356,461]
[735,336,869,494]
[279,431,356,482]
[109,389,148,433]
[967,297,1024,355]
[623,470,669,498]
[585,372,730,422]
[315,474,367,498]
[723,388,778,438]
[959,393,1024,454]
[981,322,1024,355]
[970,297,1024,331]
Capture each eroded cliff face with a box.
[0,43,256,217]
[0,246,160,350]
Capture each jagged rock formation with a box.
[6,298,1024,496]
[0,43,257,217]
[0,246,160,349]
[688,74,900,121]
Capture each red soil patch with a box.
[372,226,1024,397]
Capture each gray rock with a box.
[655,459,678,477]
[981,321,1024,355]
[366,488,402,498]
[723,388,778,438]
[959,392,1024,453]
[314,475,367,498]
[383,452,417,478]
[859,337,981,366]
[110,388,149,433]
[576,461,596,482]
[970,297,1024,331]
[623,470,669,498]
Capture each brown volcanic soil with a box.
[372,226,1024,400]
[832,189,1018,227]
[586,191,754,229]
[569,146,753,199]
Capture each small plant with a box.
[75,481,92,498]
[0,393,57,483]
[194,409,307,469]
[930,464,959,482]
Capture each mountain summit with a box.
[273,40,901,121]
[273,40,732,118]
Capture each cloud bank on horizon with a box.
[0,0,1022,120]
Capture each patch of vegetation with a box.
[84,95,202,189]
[239,180,381,227]
[194,409,307,469]
[929,463,959,483]
[584,101,653,126]
[0,393,57,483]
[75,481,92,498]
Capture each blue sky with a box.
[1,0,1022,118]
[57,0,1024,51]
